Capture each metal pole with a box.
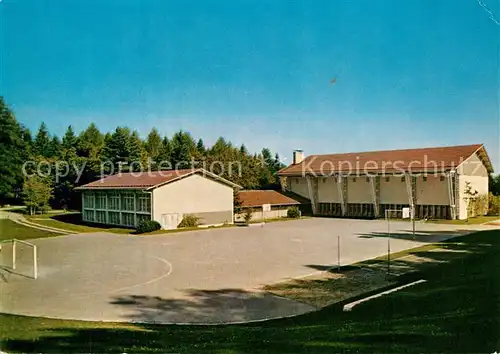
[387,211,391,277]
[33,245,38,279]
[12,239,16,270]
[337,235,341,272]
[412,206,416,240]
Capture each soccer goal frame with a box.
[0,239,38,279]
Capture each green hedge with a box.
[178,214,200,228]
[136,220,161,234]
[287,206,301,218]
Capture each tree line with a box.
[0,96,285,211]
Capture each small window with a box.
[121,212,135,227]
[138,195,151,212]
[108,193,120,210]
[323,178,327,183]
[385,177,390,182]
[108,211,120,225]
[366,177,370,183]
[440,175,445,182]
[352,177,357,183]
[84,210,94,222]
[401,176,405,183]
[423,176,427,182]
[96,210,106,223]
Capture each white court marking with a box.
[109,256,173,293]
[343,279,427,311]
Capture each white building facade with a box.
[278,145,493,220]
[77,169,240,229]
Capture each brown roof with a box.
[238,190,302,207]
[279,144,493,176]
[75,169,241,190]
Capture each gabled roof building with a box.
[76,169,240,229]
[278,144,493,220]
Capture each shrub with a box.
[243,208,253,224]
[178,214,200,228]
[233,189,242,214]
[287,206,301,218]
[489,192,500,215]
[136,220,161,234]
[40,204,52,214]
[474,194,488,216]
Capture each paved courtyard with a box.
[0,218,494,324]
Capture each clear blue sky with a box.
[1,0,499,167]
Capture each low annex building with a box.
[75,169,241,229]
[235,190,306,221]
[278,144,493,220]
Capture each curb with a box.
[7,214,70,235]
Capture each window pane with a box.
[84,210,94,222]
[138,195,151,212]
[96,210,106,223]
[84,193,95,208]
[121,193,135,211]
[108,211,120,224]
[95,193,106,209]
[122,212,135,226]
[108,193,120,210]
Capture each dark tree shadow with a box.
[305,264,361,273]
[356,229,472,242]
[0,264,34,282]
[109,288,313,324]
[0,265,11,282]
[308,231,495,277]
[51,213,134,230]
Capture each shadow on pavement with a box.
[356,229,470,242]
[0,265,33,283]
[109,288,313,324]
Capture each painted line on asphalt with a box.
[343,279,427,312]
[110,256,173,293]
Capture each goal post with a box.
[0,239,38,279]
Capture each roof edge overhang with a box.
[242,202,300,208]
[278,144,493,176]
[278,168,457,177]
[457,144,494,174]
[74,186,149,191]
[146,168,242,191]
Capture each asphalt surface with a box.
[0,218,494,324]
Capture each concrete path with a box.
[1,218,498,324]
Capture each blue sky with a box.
[1,0,499,167]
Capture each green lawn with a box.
[428,215,499,225]
[25,212,133,234]
[26,212,234,235]
[1,229,499,353]
[0,219,59,241]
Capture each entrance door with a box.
[161,213,182,230]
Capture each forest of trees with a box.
[3,95,500,213]
[0,96,285,210]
